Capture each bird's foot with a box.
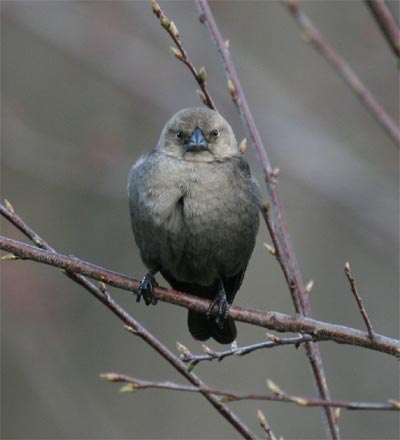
[206,290,229,329]
[136,272,158,305]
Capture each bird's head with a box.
[157,107,239,162]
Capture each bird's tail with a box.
[187,310,237,345]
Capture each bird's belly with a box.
[158,191,256,285]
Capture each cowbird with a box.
[128,107,260,344]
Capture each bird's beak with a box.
[186,127,209,152]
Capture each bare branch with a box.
[281,0,400,146]
[0,203,256,440]
[180,334,325,365]
[151,0,216,110]
[2,234,399,357]
[100,373,400,411]
[344,262,376,340]
[193,1,338,437]
[365,0,400,59]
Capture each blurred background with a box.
[1,1,399,439]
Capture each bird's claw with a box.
[136,273,158,305]
[206,290,229,329]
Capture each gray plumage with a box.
[128,107,260,344]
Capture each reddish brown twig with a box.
[281,0,400,146]
[257,409,278,440]
[2,234,399,357]
[365,0,400,59]
[0,202,256,440]
[100,373,400,411]
[193,1,338,437]
[344,262,376,341]
[151,0,216,110]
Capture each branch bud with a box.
[98,281,107,293]
[266,333,281,343]
[160,15,170,29]
[334,408,341,423]
[170,46,184,61]
[305,279,314,294]
[4,198,15,213]
[1,254,19,261]
[119,384,138,393]
[239,138,247,155]
[151,0,161,16]
[196,89,207,105]
[197,66,207,84]
[290,396,309,406]
[344,261,351,273]
[176,341,191,357]
[263,243,276,256]
[257,409,268,428]
[202,344,215,356]
[272,167,280,178]
[227,79,236,96]
[99,373,120,382]
[388,399,400,409]
[267,379,282,395]
[169,21,180,39]
[124,324,138,334]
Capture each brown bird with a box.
[128,107,260,344]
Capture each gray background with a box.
[1,1,399,439]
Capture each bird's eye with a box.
[176,130,184,139]
[211,129,219,139]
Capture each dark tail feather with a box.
[188,310,237,345]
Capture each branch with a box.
[99,373,400,411]
[281,0,400,146]
[365,0,400,59]
[179,334,326,365]
[2,235,399,357]
[151,0,216,110]
[0,203,256,440]
[344,262,376,340]
[192,1,339,437]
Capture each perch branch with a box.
[2,235,399,357]
[365,0,400,59]
[344,262,375,340]
[0,203,256,440]
[281,0,400,145]
[100,373,400,411]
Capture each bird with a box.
[128,107,260,344]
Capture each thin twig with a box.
[2,234,399,357]
[180,334,326,364]
[0,203,256,440]
[365,0,400,59]
[257,409,278,440]
[151,0,216,110]
[193,1,339,437]
[281,0,400,146]
[344,262,376,341]
[100,373,400,411]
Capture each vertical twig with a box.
[281,0,400,146]
[344,262,375,341]
[194,1,340,438]
[365,0,400,59]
